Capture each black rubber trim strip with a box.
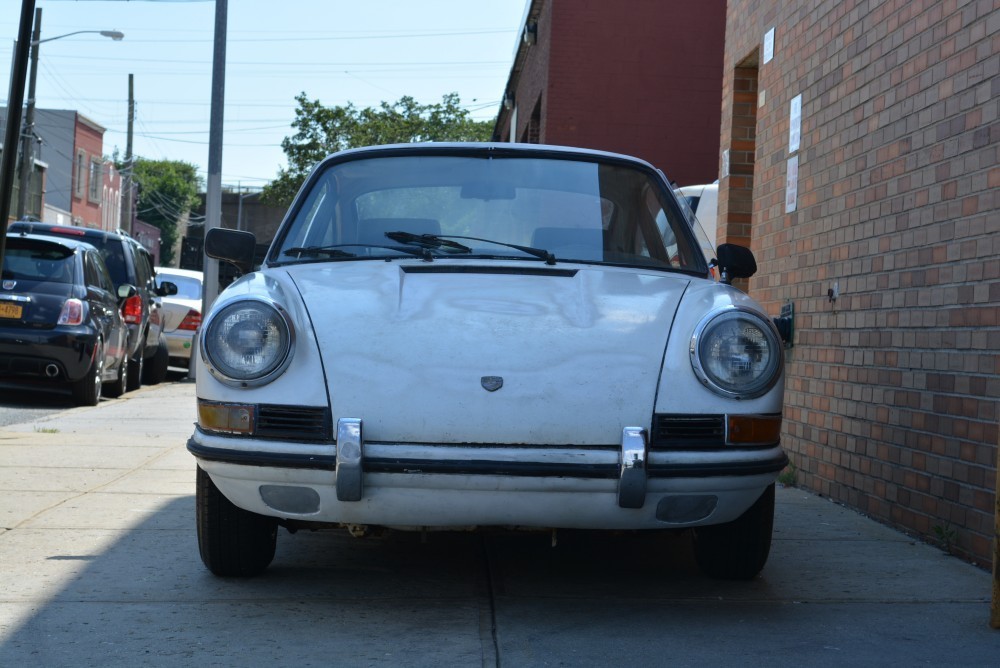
[189,438,788,479]
[648,453,789,478]
[188,439,336,469]
[401,265,578,277]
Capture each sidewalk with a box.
[1,380,999,666]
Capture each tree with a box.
[262,92,494,206]
[130,158,202,266]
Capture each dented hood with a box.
[287,261,689,445]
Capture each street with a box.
[1,380,999,667]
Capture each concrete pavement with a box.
[1,380,998,666]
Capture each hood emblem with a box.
[2,280,14,290]
[481,376,503,392]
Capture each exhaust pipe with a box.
[45,364,59,378]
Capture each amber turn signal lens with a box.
[727,414,782,446]
[198,401,255,435]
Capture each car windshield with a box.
[159,274,202,300]
[2,240,76,284]
[273,153,707,273]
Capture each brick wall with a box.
[496,0,727,186]
[722,0,999,564]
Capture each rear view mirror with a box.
[157,280,178,297]
[460,181,516,200]
[715,243,757,285]
[205,228,257,276]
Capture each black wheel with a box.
[105,353,128,398]
[196,466,277,577]
[143,335,170,385]
[693,484,775,580]
[72,342,104,407]
[126,347,143,391]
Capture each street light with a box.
[16,8,124,221]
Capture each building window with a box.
[89,159,103,203]
[74,149,87,199]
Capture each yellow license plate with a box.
[0,302,23,319]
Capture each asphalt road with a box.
[2,381,999,667]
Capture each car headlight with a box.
[690,307,782,399]
[201,298,294,387]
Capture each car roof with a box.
[9,221,132,243]
[155,267,203,279]
[6,231,95,253]
[318,142,660,171]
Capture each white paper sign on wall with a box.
[763,28,775,64]
[785,155,799,213]
[789,94,802,154]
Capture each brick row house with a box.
[495,0,999,565]
[493,0,728,187]
[1,106,121,231]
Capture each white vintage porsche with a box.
[189,143,787,580]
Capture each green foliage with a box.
[130,158,202,265]
[262,92,494,207]
[777,462,797,486]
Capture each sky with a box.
[1,0,528,190]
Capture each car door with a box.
[85,250,127,370]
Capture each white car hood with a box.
[286,261,689,445]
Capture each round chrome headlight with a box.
[690,307,782,399]
[201,298,294,387]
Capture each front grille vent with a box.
[256,404,331,441]
[650,414,725,449]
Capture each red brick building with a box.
[720,0,998,563]
[493,0,727,186]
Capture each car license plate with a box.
[0,302,23,319]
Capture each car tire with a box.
[72,342,104,407]
[126,347,143,392]
[196,466,277,577]
[105,354,128,398]
[693,484,775,580]
[143,335,170,385]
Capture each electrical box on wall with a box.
[774,302,794,348]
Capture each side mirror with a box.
[205,228,257,276]
[117,283,137,300]
[156,280,178,297]
[715,243,757,285]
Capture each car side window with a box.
[135,248,155,291]
[83,251,99,289]
[85,251,115,294]
[93,253,116,294]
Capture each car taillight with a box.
[58,298,85,326]
[122,294,143,324]
[178,309,202,331]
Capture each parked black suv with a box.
[8,222,177,390]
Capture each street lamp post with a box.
[15,7,123,221]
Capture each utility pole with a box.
[193,0,227,380]
[120,73,135,233]
[15,7,41,221]
[0,0,36,252]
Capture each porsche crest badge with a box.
[481,376,503,392]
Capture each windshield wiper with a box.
[283,243,432,260]
[384,232,472,253]
[385,232,556,265]
[284,246,357,258]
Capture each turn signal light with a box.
[727,414,782,446]
[198,401,255,435]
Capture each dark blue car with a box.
[0,234,132,405]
